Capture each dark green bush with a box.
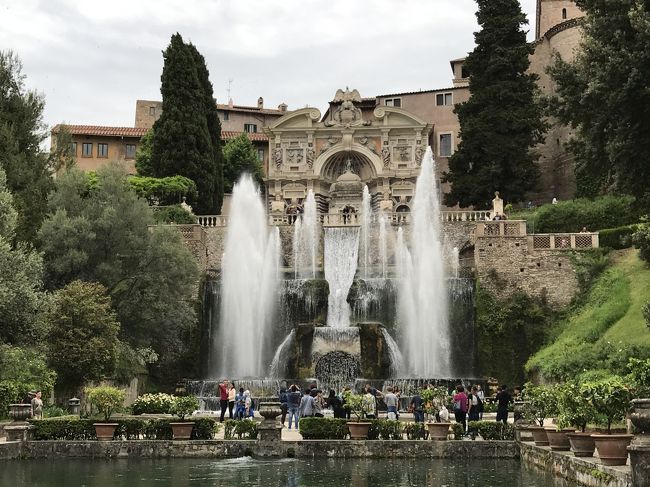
[367,420,403,440]
[403,422,428,440]
[152,205,195,224]
[223,419,258,439]
[298,417,348,439]
[633,224,650,264]
[127,175,198,206]
[467,421,514,440]
[451,423,464,440]
[599,225,639,250]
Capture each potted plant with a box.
[422,386,451,441]
[86,386,125,441]
[344,393,370,439]
[522,383,556,446]
[581,376,633,466]
[556,381,597,457]
[170,395,199,440]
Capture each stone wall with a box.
[475,235,578,308]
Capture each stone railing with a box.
[529,233,599,250]
[475,221,527,237]
[196,215,228,228]
[441,210,492,222]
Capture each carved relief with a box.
[358,136,377,154]
[331,87,363,127]
[415,146,425,166]
[286,148,304,165]
[381,147,391,168]
[320,136,340,154]
[395,146,412,162]
[273,148,283,169]
[306,148,315,168]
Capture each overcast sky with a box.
[1,0,538,130]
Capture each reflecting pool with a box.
[4,457,575,486]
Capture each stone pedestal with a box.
[5,424,34,442]
[492,191,504,217]
[256,401,283,457]
[629,399,650,487]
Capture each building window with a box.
[149,107,155,116]
[222,111,230,121]
[125,144,136,159]
[98,143,109,158]
[439,133,453,157]
[562,8,567,19]
[385,98,401,108]
[82,142,93,157]
[70,142,77,156]
[257,148,264,161]
[244,123,257,133]
[436,93,453,106]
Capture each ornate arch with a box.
[313,144,383,182]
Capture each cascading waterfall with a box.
[450,246,460,279]
[360,186,372,278]
[397,147,451,377]
[381,328,405,377]
[378,215,389,278]
[324,227,360,327]
[213,175,280,377]
[269,330,296,378]
[293,190,319,279]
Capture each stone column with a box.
[492,191,503,217]
[629,399,650,487]
[256,401,283,457]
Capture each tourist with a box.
[235,387,246,420]
[341,387,352,420]
[299,389,314,419]
[244,390,253,419]
[496,384,513,425]
[409,391,424,423]
[452,385,468,433]
[218,379,229,422]
[393,386,402,420]
[279,387,288,426]
[362,390,376,419]
[287,385,301,430]
[228,382,236,419]
[467,386,480,423]
[312,389,324,418]
[476,384,485,420]
[580,226,589,233]
[329,389,346,419]
[384,386,398,421]
[31,390,43,420]
[492,212,502,221]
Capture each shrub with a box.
[626,357,650,398]
[556,381,596,432]
[633,224,650,264]
[85,386,125,422]
[299,417,348,439]
[367,420,403,440]
[223,419,258,439]
[403,422,428,440]
[152,205,195,224]
[127,175,198,206]
[171,395,199,420]
[580,376,632,434]
[467,421,514,440]
[43,405,68,418]
[131,393,176,415]
[451,422,464,440]
[343,393,365,421]
[522,383,558,427]
[599,225,638,250]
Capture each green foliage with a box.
[599,226,639,250]
[451,423,464,440]
[475,288,552,386]
[343,392,365,421]
[368,420,403,440]
[46,281,120,388]
[626,357,650,398]
[131,393,176,415]
[403,422,428,440]
[522,383,558,427]
[644,303,650,330]
[171,395,199,420]
[223,133,264,193]
[548,1,650,208]
[0,167,18,239]
[127,175,198,206]
[0,50,52,243]
[298,417,348,439]
[223,419,258,439]
[49,125,76,172]
[85,386,125,422]
[580,376,632,434]
[556,381,596,432]
[420,386,449,415]
[43,405,67,418]
[151,33,223,214]
[153,205,196,224]
[633,224,650,264]
[135,129,154,176]
[467,421,515,440]
[30,416,219,440]
[443,0,545,208]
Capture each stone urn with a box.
[258,401,282,424]
[8,404,32,423]
[567,432,596,457]
[528,426,550,446]
[544,427,575,451]
[629,399,650,486]
[426,422,451,441]
[591,434,633,466]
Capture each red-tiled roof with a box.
[222,131,269,142]
[52,124,148,138]
[216,103,287,116]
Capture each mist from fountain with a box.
[213,175,280,377]
[293,190,319,279]
[324,227,360,327]
[396,147,451,377]
[360,186,372,279]
[378,215,389,278]
[450,246,460,279]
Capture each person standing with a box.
[496,385,513,424]
[329,389,346,419]
[468,386,480,423]
[410,391,424,424]
[234,387,246,420]
[299,389,314,420]
[279,387,288,426]
[243,390,253,419]
[384,387,398,421]
[218,379,229,422]
[476,384,485,420]
[227,383,236,419]
[287,385,301,430]
[312,390,324,418]
[452,385,469,433]
[31,390,43,419]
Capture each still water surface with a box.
[4,457,573,486]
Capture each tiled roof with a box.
[216,104,287,116]
[52,124,148,138]
[377,86,466,98]
[222,131,269,142]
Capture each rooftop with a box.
[51,124,148,137]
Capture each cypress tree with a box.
[443,0,546,209]
[151,33,222,214]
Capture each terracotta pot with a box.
[426,422,451,441]
[170,422,195,440]
[567,432,596,457]
[347,422,371,440]
[528,426,549,446]
[93,423,118,441]
[544,428,574,451]
[591,434,633,466]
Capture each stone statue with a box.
[274,148,283,169]
[306,148,315,168]
[415,146,425,166]
[381,147,391,168]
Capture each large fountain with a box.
[193,148,475,405]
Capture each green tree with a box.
[46,281,120,389]
[223,133,264,193]
[151,34,223,214]
[49,124,76,172]
[443,0,546,209]
[135,128,154,176]
[549,1,650,207]
[0,50,53,243]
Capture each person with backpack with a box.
[279,387,288,426]
[234,387,246,420]
[299,389,314,420]
[452,385,469,434]
[287,385,302,430]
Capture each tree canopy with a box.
[548,0,650,209]
[223,133,264,193]
[443,0,546,209]
[151,33,223,214]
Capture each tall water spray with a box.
[293,190,319,279]
[360,186,372,278]
[397,147,451,377]
[324,227,360,327]
[214,175,280,377]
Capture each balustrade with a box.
[530,233,598,250]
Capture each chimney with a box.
[228,98,234,108]
[278,102,288,112]
[257,97,264,109]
